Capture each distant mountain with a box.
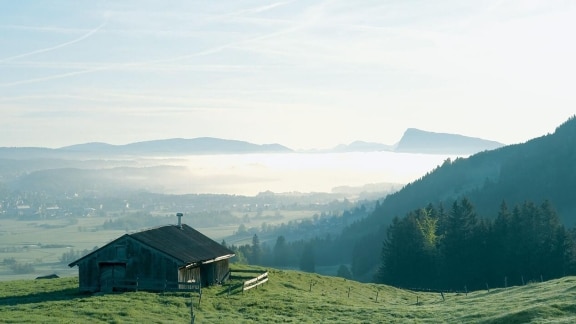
[61,137,293,155]
[328,129,502,154]
[0,137,292,194]
[395,128,504,154]
[61,142,116,152]
[2,131,501,157]
[332,141,394,152]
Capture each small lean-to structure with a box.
[68,213,235,293]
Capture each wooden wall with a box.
[76,236,180,292]
[74,236,231,292]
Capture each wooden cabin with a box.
[68,216,235,293]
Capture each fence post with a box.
[347,287,351,298]
[376,290,379,302]
[485,282,490,292]
[464,285,468,297]
[504,276,507,288]
[440,292,445,301]
[190,294,195,324]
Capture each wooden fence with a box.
[100,278,201,293]
[229,269,269,292]
[241,270,269,292]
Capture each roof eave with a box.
[68,234,131,267]
[183,253,236,269]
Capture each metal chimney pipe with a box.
[176,212,183,229]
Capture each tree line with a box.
[224,233,353,279]
[375,198,576,290]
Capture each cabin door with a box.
[99,262,126,292]
[200,263,216,286]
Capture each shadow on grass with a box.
[0,287,85,306]
[216,283,243,296]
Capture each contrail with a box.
[0,67,111,87]
[0,21,107,64]
[227,1,294,17]
[0,24,302,88]
[0,2,310,88]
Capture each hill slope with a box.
[378,116,576,224]
[1,267,576,323]
[336,116,576,280]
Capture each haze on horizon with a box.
[1,1,575,150]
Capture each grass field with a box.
[1,265,576,323]
[0,217,130,280]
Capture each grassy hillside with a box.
[1,266,576,323]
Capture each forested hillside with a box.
[378,115,576,224]
[338,116,576,281]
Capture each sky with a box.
[1,0,575,150]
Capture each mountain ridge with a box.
[330,128,503,154]
[60,137,293,155]
[395,128,505,154]
[1,130,503,156]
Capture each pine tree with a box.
[273,235,289,266]
[440,198,479,288]
[251,234,261,265]
[299,243,315,273]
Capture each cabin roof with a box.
[69,224,234,267]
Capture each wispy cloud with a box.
[1,0,575,148]
[0,3,310,88]
[0,21,107,64]
[0,24,94,34]
[219,1,294,19]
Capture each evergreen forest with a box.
[375,198,576,290]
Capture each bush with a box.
[337,264,353,279]
[10,262,35,274]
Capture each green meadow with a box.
[1,265,576,323]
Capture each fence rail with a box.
[101,278,201,293]
[242,271,268,292]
